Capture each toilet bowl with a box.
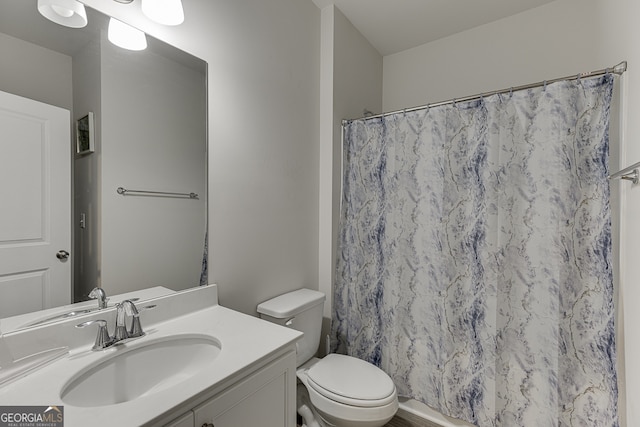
[297,356,397,427]
[257,289,398,427]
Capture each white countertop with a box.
[0,285,302,427]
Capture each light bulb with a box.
[141,0,184,26]
[108,18,147,51]
[37,0,87,28]
[51,5,74,18]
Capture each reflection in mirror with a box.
[0,0,207,330]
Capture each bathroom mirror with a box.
[0,0,207,329]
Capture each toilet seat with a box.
[306,354,396,408]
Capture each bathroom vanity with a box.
[0,285,302,427]
[163,350,296,427]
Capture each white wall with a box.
[100,34,207,295]
[383,0,621,112]
[382,0,640,424]
[72,37,101,302]
[318,5,383,348]
[80,0,321,315]
[0,32,72,110]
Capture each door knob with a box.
[56,250,70,260]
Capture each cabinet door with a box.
[193,351,296,427]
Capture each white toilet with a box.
[257,288,398,427]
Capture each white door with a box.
[0,90,71,318]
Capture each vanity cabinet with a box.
[164,349,297,427]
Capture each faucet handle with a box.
[114,303,129,341]
[113,300,156,341]
[127,304,156,338]
[122,300,140,316]
[76,319,113,351]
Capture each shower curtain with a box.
[332,75,618,427]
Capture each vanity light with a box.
[107,18,148,51]
[141,0,184,26]
[37,0,88,28]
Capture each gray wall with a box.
[100,34,207,295]
[0,32,72,110]
[72,37,101,301]
[317,5,383,353]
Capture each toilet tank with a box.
[257,289,325,367]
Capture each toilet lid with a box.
[306,354,396,407]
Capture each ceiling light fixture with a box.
[107,18,148,51]
[37,0,88,28]
[141,0,184,26]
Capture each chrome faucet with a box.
[76,300,155,351]
[114,299,145,341]
[88,287,109,309]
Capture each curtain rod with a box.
[608,161,640,184]
[342,61,627,125]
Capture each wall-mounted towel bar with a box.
[117,187,199,199]
[608,162,640,185]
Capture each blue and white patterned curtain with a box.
[332,75,618,427]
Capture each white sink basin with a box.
[60,334,221,407]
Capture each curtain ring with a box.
[543,80,547,90]
[509,87,513,98]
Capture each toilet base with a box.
[296,379,396,427]
[297,382,325,427]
